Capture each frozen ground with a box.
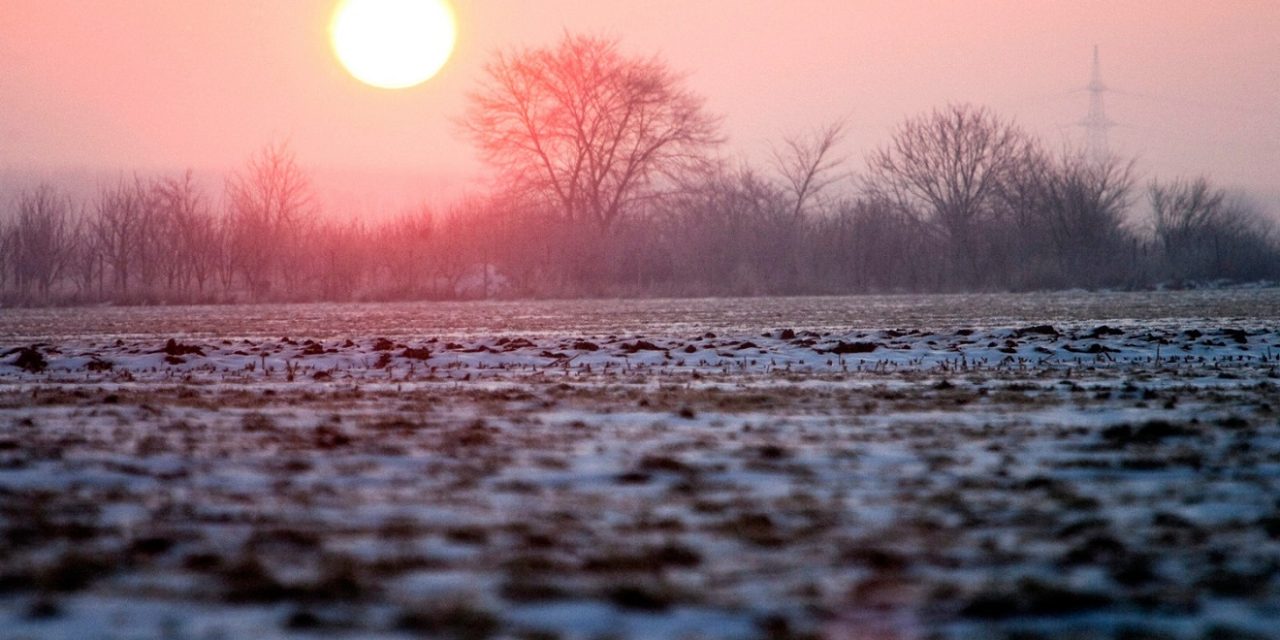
[1,291,1279,640]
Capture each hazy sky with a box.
[1,1,1277,215]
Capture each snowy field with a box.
[2,290,1279,640]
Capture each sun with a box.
[329,0,457,90]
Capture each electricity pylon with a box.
[1079,45,1115,162]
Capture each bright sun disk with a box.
[330,0,456,90]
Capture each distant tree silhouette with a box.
[92,178,147,296]
[767,120,848,288]
[866,104,1037,287]
[1150,178,1279,281]
[225,143,315,299]
[9,185,72,301]
[65,211,99,299]
[151,171,216,297]
[462,34,721,231]
[1012,150,1136,287]
[772,120,847,222]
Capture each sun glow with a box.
[329,0,456,90]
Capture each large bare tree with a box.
[462,34,721,231]
[866,104,1037,286]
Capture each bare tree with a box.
[660,164,794,293]
[93,177,147,297]
[225,143,316,299]
[374,206,434,298]
[66,211,101,299]
[185,209,220,298]
[1209,194,1280,279]
[430,200,487,297]
[463,33,722,231]
[1024,151,1136,286]
[11,185,73,300]
[485,194,557,296]
[771,120,847,220]
[0,213,13,295]
[757,121,849,290]
[144,171,219,299]
[1150,177,1225,254]
[315,218,368,300]
[213,213,237,297]
[1148,176,1226,282]
[134,180,167,295]
[821,195,922,292]
[1151,177,1280,281]
[866,104,1037,287]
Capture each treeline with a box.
[2,135,1275,306]
[2,34,1278,305]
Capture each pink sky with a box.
[1,1,1277,215]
